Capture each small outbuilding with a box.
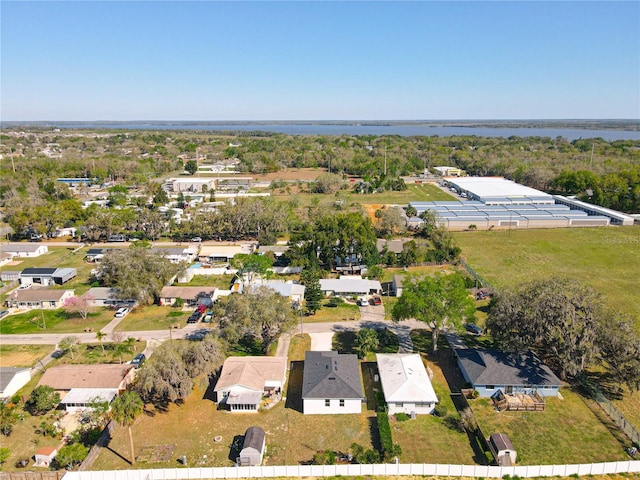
[489,433,517,466]
[34,446,58,467]
[238,426,266,466]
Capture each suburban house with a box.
[85,248,114,262]
[19,267,77,286]
[455,349,563,398]
[319,275,382,298]
[198,243,255,264]
[376,353,439,415]
[1,270,20,282]
[302,351,364,414]
[391,274,427,297]
[214,356,287,412]
[159,286,216,307]
[152,246,198,264]
[37,364,136,412]
[0,367,32,399]
[84,287,136,308]
[257,245,289,257]
[245,280,306,304]
[6,289,75,310]
[163,177,216,193]
[238,426,266,466]
[489,433,517,466]
[34,447,58,468]
[0,244,48,258]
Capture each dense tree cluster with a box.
[487,278,640,391]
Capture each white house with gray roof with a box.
[302,351,364,414]
[0,244,48,258]
[319,276,381,297]
[456,349,562,397]
[0,367,31,399]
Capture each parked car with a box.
[130,353,146,369]
[203,311,213,323]
[114,307,130,318]
[371,296,382,306]
[29,233,43,242]
[191,237,202,242]
[464,323,483,335]
[17,284,31,290]
[196,304,208,313]
[187,311,203,323]
[107,234,126,242]
[0,310,9,320]
[357,297,369,307]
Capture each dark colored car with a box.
[187,311,203,323]
[371,296,382,306]
[131,353,146,368]
[465,323,484,335]
[0,310,8,320]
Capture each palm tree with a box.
[110,391,143,465]
[95,331,106,353]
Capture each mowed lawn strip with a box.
[114,306,189,331]
[453,227,640,325]
[0,344,54,367]
[470,390,628,465]
[0,309,112,334]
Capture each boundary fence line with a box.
[61,460,640,480]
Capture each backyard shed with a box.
[34,446,58,467]
[238,426,266,466]
[489,433,517,466]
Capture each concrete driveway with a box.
[309,332,334,351]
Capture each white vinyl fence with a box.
[63,460,640,480]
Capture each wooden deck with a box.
[493,390,545,411]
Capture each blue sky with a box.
[1,1,638,120]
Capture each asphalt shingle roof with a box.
[302,351,363,400]
[457,349,562,387]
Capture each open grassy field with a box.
[0,344,54,367]
[115,306,189,331]
[453,227,640,325]
[470,390,628,465]
[303,301,360,323]
[0,309,112,334]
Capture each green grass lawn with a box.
[50,341,146,365]
[345,183,456,204]
[453,227,640,327]
[0,309,112,334]
[180,274,235,289]
[114,305,189,331]
[287,334,311,361]
[303,301,360,323]
[470,389,629,465]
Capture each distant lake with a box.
[9,122,640,141]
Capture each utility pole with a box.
[384,146,387,176]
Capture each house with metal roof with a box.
[0,367,31,399]
[214,356,287,412]
[245,280,306,304]
[376,353,438,415]
[302,351,364,414]
[159,286,216,306]
[319,275,381,297]
[19,267,77,286]
[456,349,562,397]
[6,289,75,310]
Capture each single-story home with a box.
[1,270,20,282]
[214,356,287,412]
[245,280,306,304]
[198,243,255,263]
[0,244,49,258]
[19,267,77,286]
[257,245,289,257]
[152,246,198,264]
[34,447,58,468]
[238,426,266,466]
[159,286,216,307]
[319,275,381,297]
[376,353,438,415]
[84,287,136,308]
[85,248,113,262]
[0,367,32,399]
[489,433,517,466]
[455,349,563,397]
[6,289,75,310]
[391,274,427,297]
[38,364,136,412]
[302,351,364,414]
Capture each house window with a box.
[339,399,345,407]
[486,385,495,390]
[325,399,330,407]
